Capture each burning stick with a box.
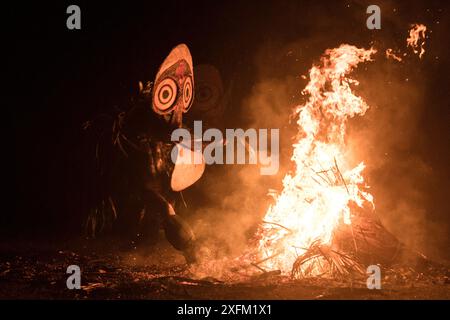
[262,221,292,233]
[252,252,283,267]
[333,157,349,195]
[250,263,267,273]
[230,252,282,273]
[312,168,334,186]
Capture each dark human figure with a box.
[82,44,203,262]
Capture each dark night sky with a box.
[9,1,449,255]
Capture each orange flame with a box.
[256,45,376,276]
[385,49,403,62]
[407,24,427,59]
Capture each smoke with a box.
[349,56,447,260]
[184,2,448,278]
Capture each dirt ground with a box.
[0,239,448,300]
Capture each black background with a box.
[8,1,449,256]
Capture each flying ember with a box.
[407,23,427,58]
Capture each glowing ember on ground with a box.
[407,23,427,58]
[256,45,376,277]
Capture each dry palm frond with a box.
[291,241,365,279]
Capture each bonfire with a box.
[195,25,429,281]
[253,36,427,279]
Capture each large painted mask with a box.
[152,44,194,127]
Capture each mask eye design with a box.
[151,44,194,119]
[153,78,178,113]
[182,76,193,112]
